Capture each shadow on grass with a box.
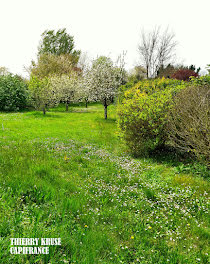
[26,112,64,119]
[0,107,34,114]
[95,117,117,123]
[50,102,101,113]
[148,146,210,178]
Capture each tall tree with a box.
[38,28,80,59]
[138,27,177,78]
[29,29,82,79]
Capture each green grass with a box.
[0,103,209,264]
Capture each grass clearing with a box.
[0,103,209,263]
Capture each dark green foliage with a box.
[0,74,28,111]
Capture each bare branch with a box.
[138,27,177,78]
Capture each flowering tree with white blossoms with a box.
[48,73,79,111]
[28,75,61,115]
[77,70,93,108]
[84,56,125,119]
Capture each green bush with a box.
[117,78,184,155]
[118,81,136,103]
[0,74,28,111]
[189,74,210,86]
[167,84,210,166]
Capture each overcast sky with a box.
[0,0,209,78]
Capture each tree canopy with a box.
[138,27,177,78]
[83,56,124,119]
[38,28,80,58]
[30,53,81,79]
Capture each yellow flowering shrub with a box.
[117,78,184,155]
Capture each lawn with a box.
[0,103,209,264]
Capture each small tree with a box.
[84,56,124,119]
[76,75,90,108]
[28,75,60,114]
[49,73,79,111]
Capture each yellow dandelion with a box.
[148,226,152,229]
[131,236,134,239]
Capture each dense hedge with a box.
[0,74,28,111]
[117,78,184,155]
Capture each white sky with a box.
[0,0,209,78]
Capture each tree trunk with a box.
[85,99,88,108]
[43,107,46,115]
[146,66,149,79]
[104,99,107,120]
[66,102,69,112]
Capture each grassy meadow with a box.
[0,103,209,264]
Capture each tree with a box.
[49,73,79,111]
[76,74,91,108]
[84,56,124,119]
[38,28,80,59]
[138,27,177,78]
[0,66,10,76]
[188,64,200,74]
[157,64,177,78]
[29,29,81,79]
[128,66,147,82]
[29,53,81,79]
[28,75,61,114]
[72,52,93,108]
